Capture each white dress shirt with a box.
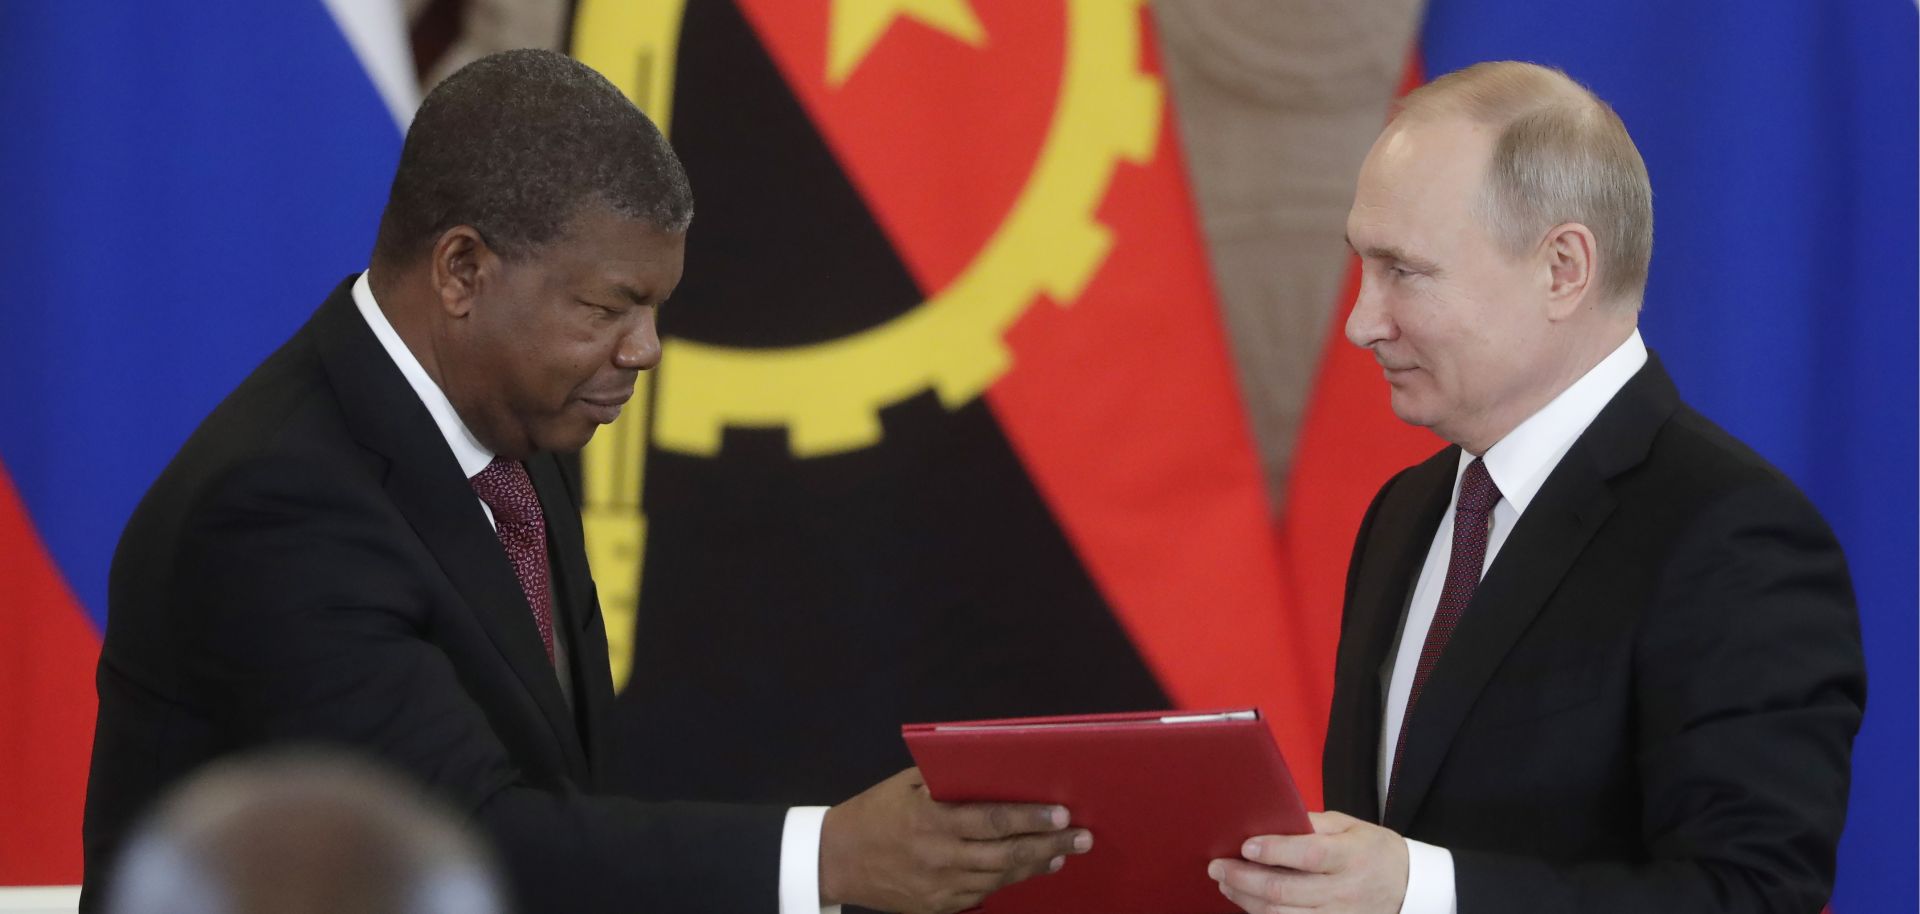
[352,271,837,914]
[1379,330,1648,914]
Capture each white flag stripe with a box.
[320,0,420,131]
[0,887,78,914]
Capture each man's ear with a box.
[428,226,494,318]
[1541,221,1597,321]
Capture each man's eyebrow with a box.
[1346,235,1436,271]
[611,284,652,306]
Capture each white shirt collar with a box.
[351,271,496,480]
[1465,329,1649,513]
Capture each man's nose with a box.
[613,314,662,371]
[1345,276,1396,350]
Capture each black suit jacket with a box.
[82,278,785,913]
[1323,355,1865,913]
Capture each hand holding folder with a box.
[904,709,1312,914]
[819,767,1094,913]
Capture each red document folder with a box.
[902,709,1311,914]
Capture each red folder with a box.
[902,709,1311,914]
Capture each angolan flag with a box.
[565,0,1431,811]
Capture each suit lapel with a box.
[1382,355,1679,832]
[1381,453,1614,831]
[309,278,589,778]
[528,453,609,771]
[1326,450,1456,820]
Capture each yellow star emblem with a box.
[827,0,987,86]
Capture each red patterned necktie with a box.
[469,458,554,664]
[1385,457,1501,816]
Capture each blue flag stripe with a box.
[0,0,404,626]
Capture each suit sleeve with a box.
[1451,479,1866,914]
[173,452,787,914]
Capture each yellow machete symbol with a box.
[572,0,1160,689]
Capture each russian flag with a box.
[0,0,412,885]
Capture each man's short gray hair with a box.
[1398,61,1654,307]
[108,750,504,914]
[371,48,692,267]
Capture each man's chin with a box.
[1386,391,1424,426]
[532,421,600,455]
[1386,394,1449,436]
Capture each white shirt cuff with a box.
[779,806,841,914]
[1397,838,1457,914]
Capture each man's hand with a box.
[820,767,1092,914]
[1208,811,1408,914]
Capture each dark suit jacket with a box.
[1323,355,1865,913]
[82,277,785,913]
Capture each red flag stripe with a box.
[0,461,100,885]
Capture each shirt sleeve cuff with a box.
[1397,837,1457,914]
[779,806,841,914]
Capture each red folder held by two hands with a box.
[903,709,1312,914]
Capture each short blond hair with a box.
[1397,61,1653,307]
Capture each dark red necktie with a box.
[470,458,554,664]
[1385,457,1500,816]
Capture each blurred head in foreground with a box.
[107,750,504,914]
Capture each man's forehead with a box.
[1366,115,1494,192]
[1350,115,1493,244]
[544,211,683,267]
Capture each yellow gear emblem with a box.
[573,0,1163,686]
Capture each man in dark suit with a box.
[84,49,1090,914]
[1210,62,1865,913]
